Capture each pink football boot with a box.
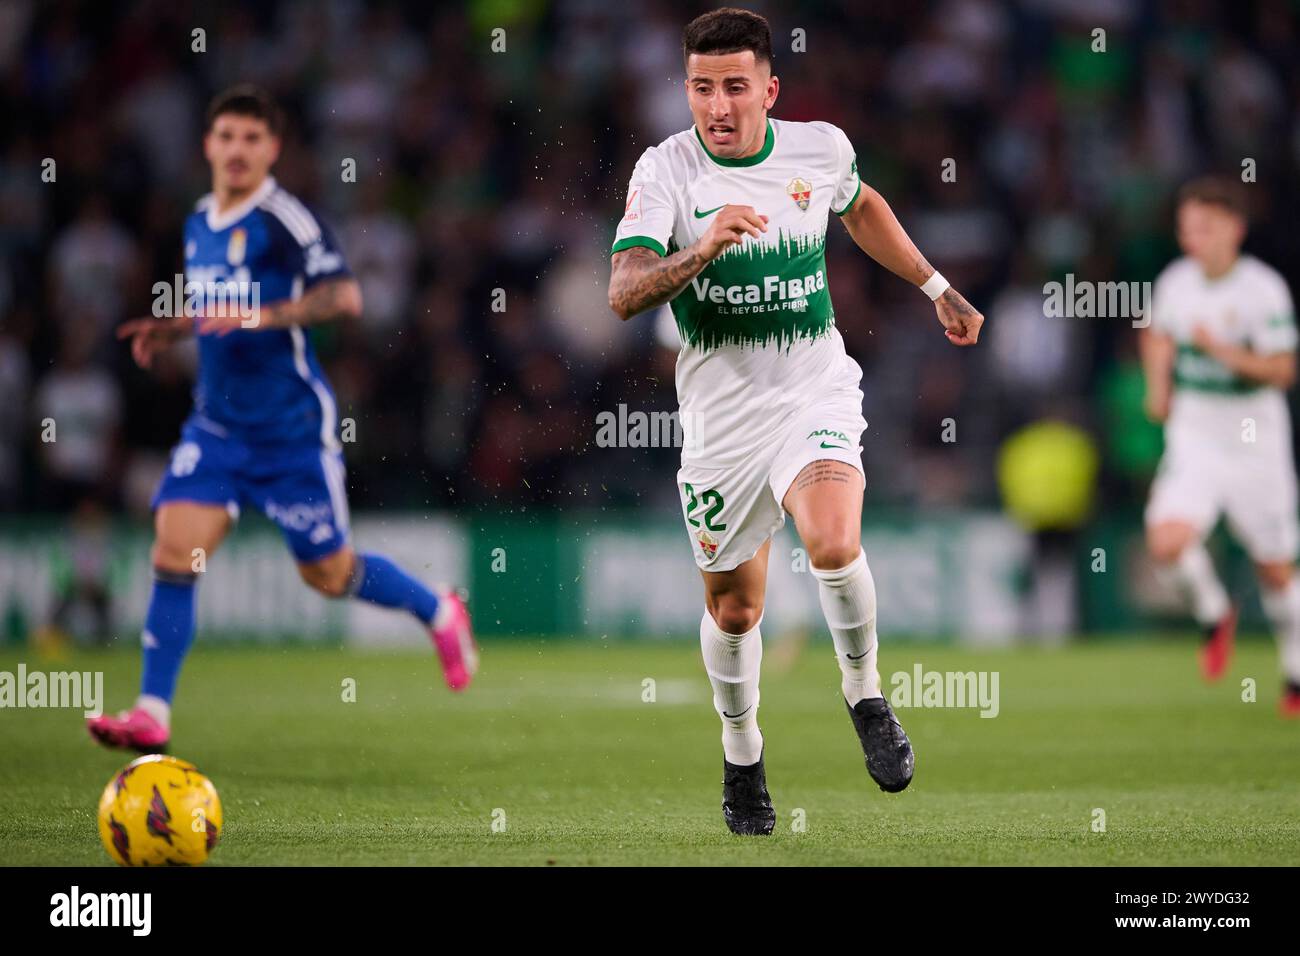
[430,589,478,691]
[87,707,170,753]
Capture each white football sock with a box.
[1170,542,1230,626]
[1260,574,1300,685]
[134,693,171,729]
[699,611,764,766]
[811,549,882,706]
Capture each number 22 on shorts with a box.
[683,483,727,531]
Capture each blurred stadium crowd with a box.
[2,0,1299,524]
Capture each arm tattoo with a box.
[270,278,359,328]
[938,287,977,317]
[609,244,710,318]
[913,256,935,283]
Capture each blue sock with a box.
[139,570,198,703]
[350,552,440,626]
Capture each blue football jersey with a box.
[182,176,351,447]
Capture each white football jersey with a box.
[1150,254,1297,458]
[612,118,866,466]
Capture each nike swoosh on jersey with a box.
[694,204,725,219]
[820,442,848,449]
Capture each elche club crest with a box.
[696,528,719,560]
[787,177,812,211]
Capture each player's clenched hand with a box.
[935,287,983,346]
[116,315,191,369]
[1191,323,1223,359]
[699,205,768,261]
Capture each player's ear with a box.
[202,131,215,165]
[268,135,282,165]
[764,73,779,112]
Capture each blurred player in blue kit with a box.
[88,86,477,753]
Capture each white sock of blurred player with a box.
[1260,574,1300,685]
[811,549,882,705]
[700,612,764,765]
[1165,542,1231,625]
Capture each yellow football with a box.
[97,754,222,866]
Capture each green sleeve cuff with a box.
[833,179,862,217]
[611,235,667,257]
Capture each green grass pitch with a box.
[1,637,1297,865]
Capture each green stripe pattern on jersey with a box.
[670,230,833,352]
[1174,343,1262,394]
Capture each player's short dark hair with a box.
[682,7,773,69]
[205,84,283,137]
[1177,175,1249,221]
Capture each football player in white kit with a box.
[1142,176,1300,718]
[607,8,984,834]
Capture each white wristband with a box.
[920,271,949,301]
